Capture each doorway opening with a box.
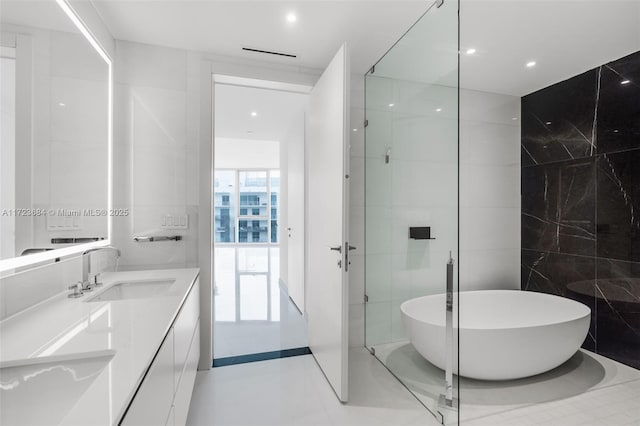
[212,79,309,365]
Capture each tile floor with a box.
[188,345,640,426]
[373,341,640,425]
[214,247,308,359]
[186,348,442,426]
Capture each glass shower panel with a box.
[364,0,459,424]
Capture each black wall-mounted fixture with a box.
[242,47,297,58]
[409,227,435,240]
[51,237,105,244]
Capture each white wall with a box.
[112,41,201,271]
[459,89,521,291]
[214,138,279,169]
[280,111,306,310]
[0,53,16,260]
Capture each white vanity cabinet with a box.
[121,278,201,426]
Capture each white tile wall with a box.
[459,88,521,292]
[113,41,200,271]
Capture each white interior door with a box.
[287,112,305,312]
[305,43,350,402]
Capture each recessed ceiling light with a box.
[526,61,536,68]
[58,102,65,107]
[545,121,552,125]
[466,48,476,55]
[436,108,442,112]
[251,111,257,117]
[388,103,395,107]
[614,129,620,133]
[352,128,358,132]
[286,12,297,23]
[621,80,631,85]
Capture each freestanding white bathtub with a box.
[400,290,591,381]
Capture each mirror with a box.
[0,0,110,265]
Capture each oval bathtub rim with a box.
[400,289,592,331]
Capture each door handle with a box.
[330,246,342,253]
[348,245,357,251]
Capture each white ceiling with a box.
[214,83,308,141]
[91,0,432,75]
[1,0,79,34]
[374,0,640,96]
[92,0,640,96]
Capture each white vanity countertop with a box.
[0,268,200,425]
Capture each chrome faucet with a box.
[68,281,84,298]
[81,246,121,290]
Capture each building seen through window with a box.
[214,170,279,244]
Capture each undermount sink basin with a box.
[86,279,176,302]
[0,350,115,426]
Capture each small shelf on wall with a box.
[409,227,435,240]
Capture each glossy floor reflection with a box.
[187,348,442,426]
[213,247,308,359]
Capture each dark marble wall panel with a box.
[522,159,595,256]
[521,69,598,167]
[522,50,640,371]
[595,258,640,369]
[521,249,596,350]
[597,151,640,261]
[596,52,640,155]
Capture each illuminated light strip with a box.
[0,241,109,272]
[0,1,113,273]
[55,0,110,64]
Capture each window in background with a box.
[215,169,279,244]
[270,170,280,243]
[214,170,236,243]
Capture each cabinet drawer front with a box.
[121,329,175,426]
[174,279,200,390]
[174,320,200,426]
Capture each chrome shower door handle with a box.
[441,251,456,409]
[330,245,342,253]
